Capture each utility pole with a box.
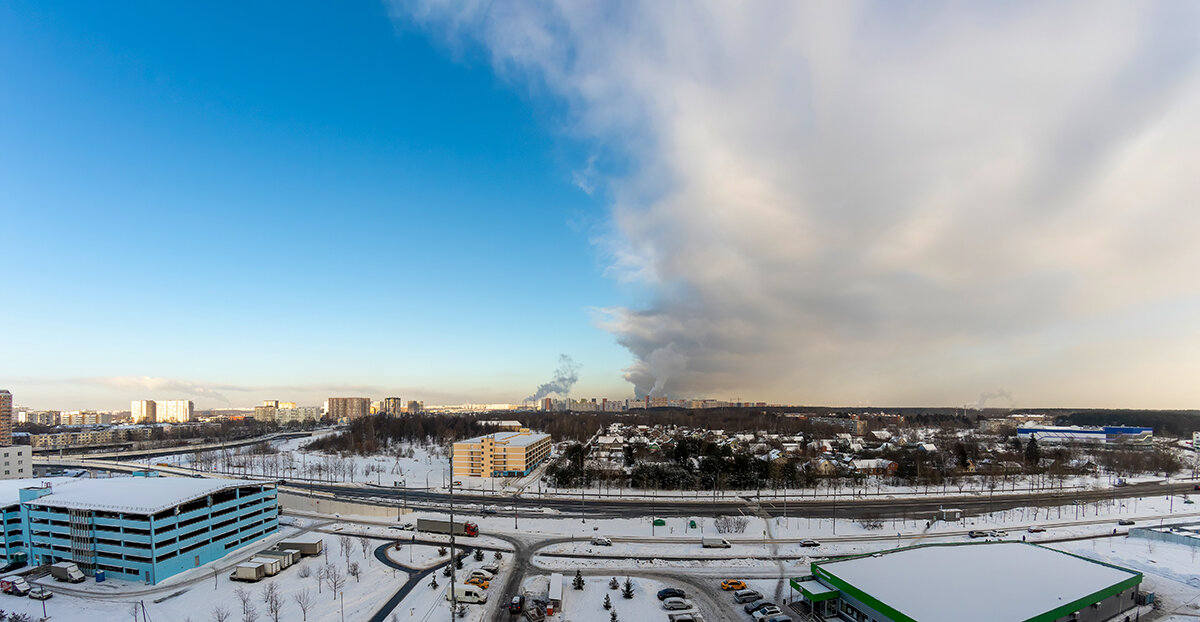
[448,450,457,620]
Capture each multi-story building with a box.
[61,411,117,426]
[1,474,277,584]
[274,406,320,426]
[0,447,30,480]
[406,400,423,415]
[382,397,404,416]
[131,400,157,424]
[157,400,194,423]
[0,390,11,446]
[452,429,552,478]
[252,405,276,422]
[1017,425,1154,447]
[326,397,370,421]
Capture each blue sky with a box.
[0,1,633,409]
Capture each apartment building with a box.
[0,390,12,446]
[452,429,552,478]
[326,397,370,421]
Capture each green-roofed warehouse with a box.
[790,542,1143,622]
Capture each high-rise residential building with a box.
[382,397,404,416]
[262,400,280,408]
[131,400,157,423]
[406,400,423,415]
[252,405,277,422]
[0,390,12,446]
[157,400,194,423]
[326,397,370,421]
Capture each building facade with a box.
[157,400,194,423]
[382,397,405,416]
[452,430,552,478]
[1,475,278,584]
[1017,425,1154,447]
[274,406,320,426]
[326,397,370,421]
[0,390,12,446]
[131,400,157,424]
[0,446,30,480]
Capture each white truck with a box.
[701,537,731,548]
[446,582,487,604]
[49,562,86,583]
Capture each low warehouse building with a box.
[2,474,277,584]
[792,542,1142,622]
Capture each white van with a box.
[447,582,487,604]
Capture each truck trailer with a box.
[230,563,266,582]
[276,539,323,557]
[417,518,479,537]
[49,562,86,583]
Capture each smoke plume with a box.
[526,354,581,402]
[401,2,1200,406]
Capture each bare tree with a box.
[325,563,346,600]
[348,561,361,583]
[261,582,283,622]
[293,589,314,621]
[211,607,232,622]
[234,586,257,622]
[316,564,327,594]
[339,534,353,568]
[358,535,371,559]
[297,564,311,578]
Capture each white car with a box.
[662,597,693,611]
[590,536,612,546]
[753,606,783,621]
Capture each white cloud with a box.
[400,1,1200,406]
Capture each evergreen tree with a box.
[1025,438,1041,465]
[573,569,585,590]
[622,577,634,599]
[609,577,619,590]
[603,594,612,610]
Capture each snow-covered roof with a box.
[0,478,78,508]
[26,477,271,515]
[814,543,1140,622]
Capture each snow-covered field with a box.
[522,573,678,622]
[1051,537,1200,620]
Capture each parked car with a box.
[733,588,762,603]
[657,587,686,600]
[465,577,489,589]
[669,614,703,622]
[764,616,793,622]
[590,536,612,546]
[468,569,494,581]
[391,522,415,531]
[1027,526,1045,533]
[753,605,783,621]
[745,601,776,614]
[720,579,747,591]
[662,597,693,611]
[28,586,52,601]
[799,539,821,547]
[452,481,463,486]
[508,595,524,613]
[967,530,989,538]
[1118,519,1135,526]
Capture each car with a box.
[745,601,776,614]
[482,506,498,515]
[733,589,762,603]
[799,539,821,547]
[1194,484,1200,491]
[657,587,686,600]
[967,530,989,538]
[465,577,489,589]
[590,536,612,546]
[753,606,783,621]
[452,480,463,486]
[988,530,1008,537]
[391,522,415,531]
[669,614,703,622]
[481,562,501,574]
[720,579,747,591]
[28,586,52,601]
[1118,519,1135,526]
[468,569,494,581]
[508,595,524,613]
[662,597,692,610]
[764,616,793,622]
[1027,526,1045,533]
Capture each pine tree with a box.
[610,610,619,622]
[622,577,634,599]
[609,577,619,590]
[474,549,484,561]
[603,594,612,610]
[573,569,585,590]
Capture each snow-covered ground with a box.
[522,573,679,622]
[1051,537,1200,620]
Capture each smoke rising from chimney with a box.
[526,355,581,402]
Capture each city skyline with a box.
[5,3,1200,410]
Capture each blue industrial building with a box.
[1,474,278,584]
